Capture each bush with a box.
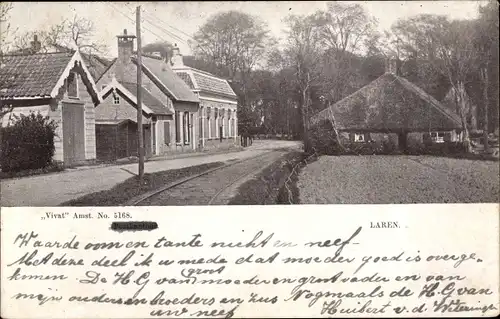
[1,112,58,172]
[307,121,470,157]
[308,119,342,155]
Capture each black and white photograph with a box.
[1,2,499,319]
[1,1,498,206]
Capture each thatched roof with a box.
[311,72,462,132]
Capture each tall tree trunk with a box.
[481,66,490,152]
[456,81,471,153]
[301,86,310,152]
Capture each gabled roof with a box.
[120,82,172,115]
[0,51,101,105]
[311,72,462,131]
[80,53,114,81]
[172,65,237,99]
[6,42,113,83]
[397,76,462,126]
[136,56,199,104]
[99,77,172,116]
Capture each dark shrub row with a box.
[1,112,57,172]
[308,119,468,156]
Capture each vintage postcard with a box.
[1,1,499,318]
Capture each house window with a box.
[207,107,211,139]
[354,133,365,142]
[183,112,190,144]
[113,94,120,105]
[430,131,445,143]
[175,111,181,143]
[164,121,171,144]
[101,85,106,90]
[67,72,78,98]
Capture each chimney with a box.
[30,34,41,53]
[117,29,136,66]
[385,56,400,75]
[170,43,184,67]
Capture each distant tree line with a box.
[3,2,498,151]
[182,1,499,151]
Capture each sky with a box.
[3,1,486,58]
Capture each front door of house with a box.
[62,103,85,166]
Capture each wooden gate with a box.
[62,103,85,166]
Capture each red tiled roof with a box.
[0,52,74,99]
[120,81,172,115]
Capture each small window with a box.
[183,112,190,144]
[431,131,445,143]
[354,133,365,142]
[113,94,120,105]
[101,85,106,90]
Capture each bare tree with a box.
[63,15,107,53]
[474,1,499,152]
[317,2,377,55]
[191,11,272,85]
[283,14,323,152]
[191,10,274,135]
[1,2,15,118]
[0,2,14,54]
[429,19,477,152]
[315,2,378,103]
[12,15,107,55]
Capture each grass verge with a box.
[227,151,307,205]
[61,162,225,206]
[0,162,65,180]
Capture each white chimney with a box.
[385,56,400,75]
[171,43,184,67]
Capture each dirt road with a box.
[1,140,299,206]
[137,150,289,205]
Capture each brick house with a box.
[95,29,200,161]
[0,50,101,166]
[311,58,463,152]
[170,45,238,149]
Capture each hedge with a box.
[307,120,467,156]
[1,112,58,172]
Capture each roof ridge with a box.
[313,74,388,120]
[190,67,230,82]
[133,56,200,103]
[395,75,461,125]
[2,51,73,57]
[96,58,117,82]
